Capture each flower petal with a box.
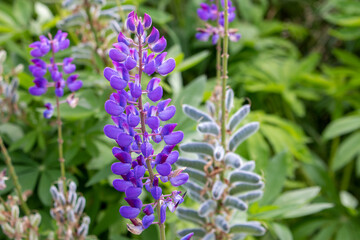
[170,173,189,187]
[164,131,184,145]
[119,206,140,219]
[156,162,172,176]
[157,58,176,76]
[111,162,131,175]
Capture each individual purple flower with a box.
[43,103,54,119]
[28,31,82,118]
[181,233,194,240]
[196,0,241,44]
[103,11,188,234]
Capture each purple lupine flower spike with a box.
[28,31,82,118]
[103,11,188,235]
[196,0,240,44]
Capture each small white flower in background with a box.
[0,169,8,190]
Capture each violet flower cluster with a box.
[196,0,240,44]
[28,30,82,118]
[103,11,189,234]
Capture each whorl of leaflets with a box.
[103,11,190,235]
[28,30,82,118]
[196,0,241,44]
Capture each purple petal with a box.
[104,67,118,81]
[125,197,142,209]
[170,173,189,187]
[158,105,176,121]
[157,58,176,76]
[164,131,184,145]
[142,214,155,229]
[143,205,154,215]
[117,133,133,147]
[109,48,127,62]
[125,186,142,198]
[29,86,47,96]
[104,125,122,139]
[67,80,82,92]
[120,206,140,219]
[105,100,123,116]
[114,151,132,163]
[137,22,144,35]
[141,142,153,158]
[55,88,64,97]
[147,116,160,130]
[110,75,127,90]
[143,61,156,75]
[161,123,177,136]
[148,27,159,44]
[134,165,146,179]
[156,163,172,176]
[166,151,179,164]
[148,86,163,102]
[111,162,131,175]
[129,82,142,99]
[128,114,140,127]
[195,32,210,41]
[181,233,194,240]
[126,17,136,32]
[160,204,167,224]
[151,36,167,53]
[118,32,130,46]
[143,13,152,29]
[125,56,137,70]
[212,34,219,45]
[113,179,132,192]
[151,186,162,200]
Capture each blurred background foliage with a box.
[0,0,360,239]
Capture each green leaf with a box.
[260,151,287,205]
[139,8,173,25]
[176,51,210,72]
[282,203,334,218]
[274,187,320,206]
[323,115,360,139]
[9,130,37,152]
[0,123,24,142]
[272,223,293,240]
[340,191,358,209]
[86,165,112,187]
[332,132,360,171]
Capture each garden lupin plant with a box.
[103,11,190,239]
[28,31,91,239]
[176,1,266,239]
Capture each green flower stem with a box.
[137,36,166,240]
[215,0,222,120]
[221,0,229,150]
[56,97,67,196]
[0,136,31,216]
[84,0,100,50]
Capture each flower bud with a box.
[11,205,19,219]
[30,213,42,227]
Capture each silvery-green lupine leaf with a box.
[214,145,225,161]
[198,200,217,217]
[183,104,213,122]
[62,0,81,9]
[184,180,204,192]
[180,142,214,156]
[206,101,216,117]
[227,105,251,131]
[197,122,220,136]
[99,9,120,20]
[188,190,208,202]
[177,207,207,225]
[89,0,105,4]
[215,215,230,233]
[231,234,247,240]
[229,170,261,184]
[229,222,266,236]
[239,161,255,171]
[176,157,207,171]
[203,232,216,240]
[224,196,247,211]
[212,180,226,200]
[178,228,206,238]
[225,152,242,169]
[226,89,234,112]
[238,190,263,203]
[228,122,259,151]
[229,182,264,195]
[58,12,86,28]
[110,20,121,34]
[183,168,207,184]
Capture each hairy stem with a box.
[56,97,66,195]
[137,35,166,240]
[221,0,229,150]
[0,136,31,216]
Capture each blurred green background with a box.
[1,0,360,239]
